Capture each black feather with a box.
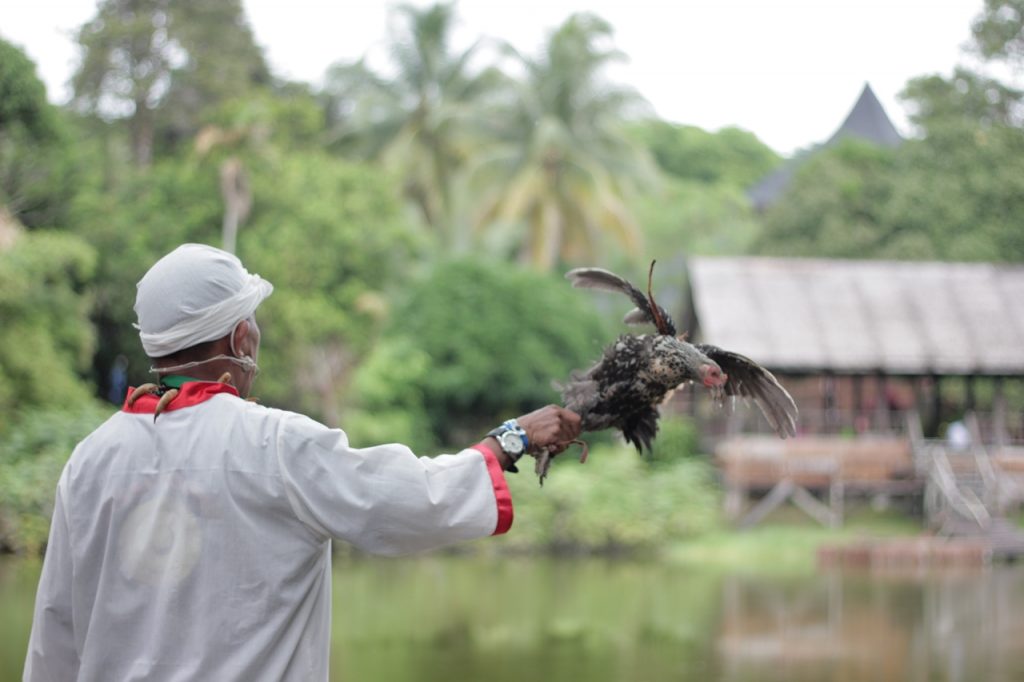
[696,344,798,438]
[565,267,677,336]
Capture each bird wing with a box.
[695,345,798,438]
[565,266,677,336]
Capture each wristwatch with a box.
[486,419,529,472]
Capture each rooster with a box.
[556,261,797,463]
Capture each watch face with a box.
[499,430,524,455]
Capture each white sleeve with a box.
[275,413,513,556]
[24,476,80,681]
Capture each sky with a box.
[2,0,987,155]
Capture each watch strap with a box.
[486,419,529,472]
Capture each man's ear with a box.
[232,319,250,357]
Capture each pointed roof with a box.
[748,83,903,211]
[826,84,902,148]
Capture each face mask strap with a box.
[148,354,259,377]
[150,319,260,378]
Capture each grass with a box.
[665,508,922,575]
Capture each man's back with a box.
[26,382,511,681]
[30,386,332,680]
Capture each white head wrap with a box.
[135,244,273,358]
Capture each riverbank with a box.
[664,511,922,575]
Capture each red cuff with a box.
[472,443,514,535]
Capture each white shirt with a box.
[24,381,512,681]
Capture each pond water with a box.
[2,554,1023,681]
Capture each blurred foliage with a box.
[648,416,701,464]
[347,259,610,449]
[324,2,506,241]
[758,78,1024,261]
[757,140,901,258]
[632,177,762,258]
[971,0,1024,68]
[0,37,62,143]
[71,0,269,164]
[629,120,781,187]
[0,37,77,230]
[243,152,423,423]
[466,13,655,269]
[0,403,112,555]
[0,232,97,422]
[70,156,223,392]
[498,443,720,553]
[758,21,1024,262]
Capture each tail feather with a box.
[622,405,660,453]
[565,267,676,336]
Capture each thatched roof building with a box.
[689,257,1024,377]
[685,256,1024,439]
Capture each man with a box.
[25,243,581,681]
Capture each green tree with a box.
[887,70,1024,261]
[622,121,775,275]
[0,38,61,142]
[0,38,76,230]
[632,178,763,259]
[347,259,610,449]
[241,152,423,425]
[0,231,97,424]
[71,0,269,165]
[756,140,900,258]
[323,2,503,243]
[629,120,781,187]
[468,13,656,270]
[71,156,223,394]
[755,71,1024,262]
[157,0,271,148]
[903,68,1021,132]
[971,0,1024,69]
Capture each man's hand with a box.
[515,405,582,456]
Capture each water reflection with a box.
[2,555,1023,681]
[328,557,1024,682]
[718,568,1024,681]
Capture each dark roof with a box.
[689,257,1024,376]
[749,84,903,211]
[825,84,903,148]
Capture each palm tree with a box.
[323,2,503,247]
[468,13,656,270]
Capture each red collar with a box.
[121,381,240,414]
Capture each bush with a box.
[495,442,721,554]
[648,416,701,464]
[0,403,113,555]
[348,259,611,448]
[0,231,97,420]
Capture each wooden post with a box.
[853,375,864,433]
[929,374,943,438]
[823,373,836,434]
[993,377,1007,447]
[724,484,744,521]
[829,470,845,528]
[875,373,890,432]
